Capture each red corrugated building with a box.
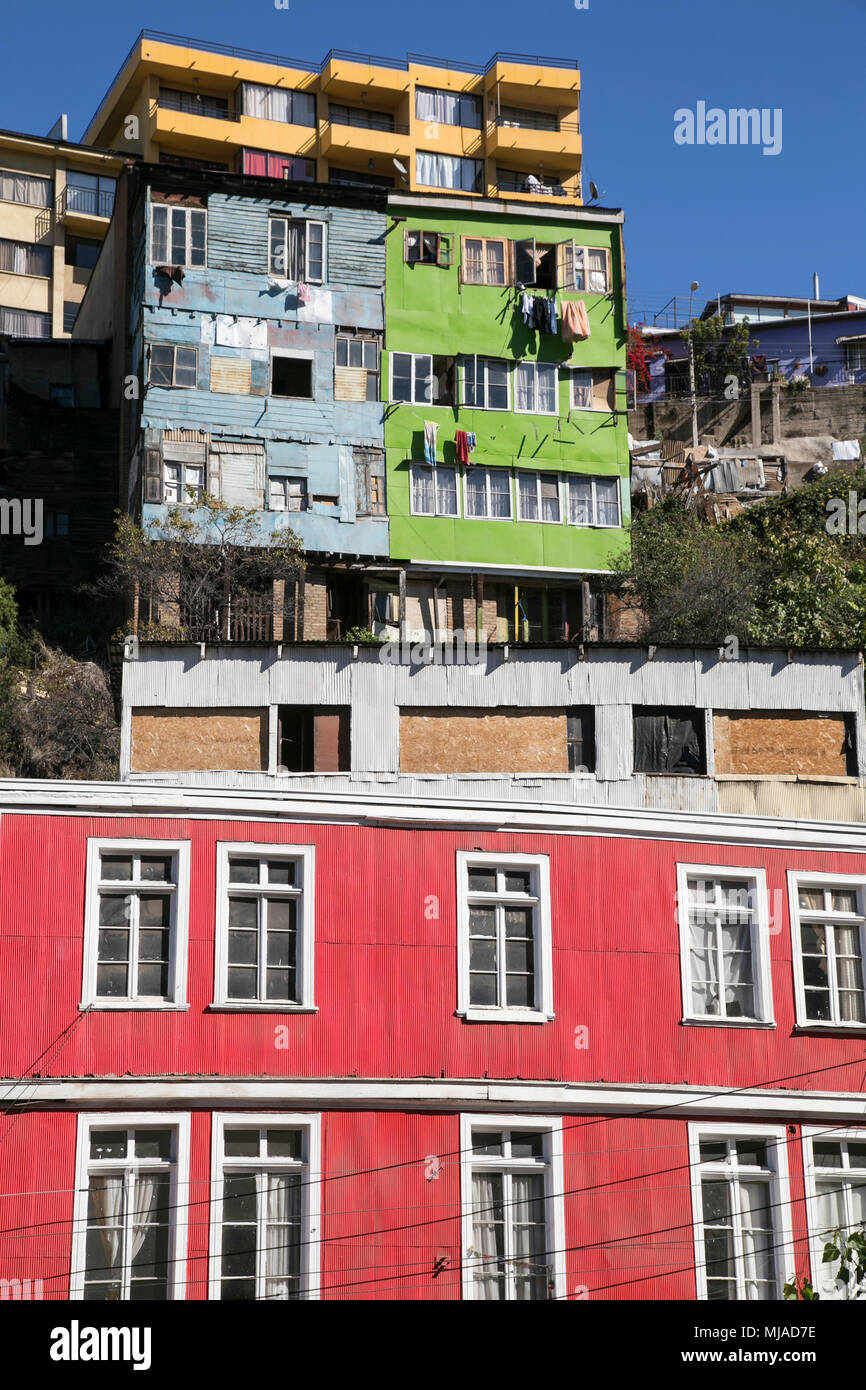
[1,782,864,1301]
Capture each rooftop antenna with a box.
[587,180,605,204]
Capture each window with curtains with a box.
[464,466,512,520]
[677,867,772,1024]
[804,1132,866,1299]
[268,217,326,282]
[0,167,52,207]
[415,152,484,193]
[150,204,206,267]
[164,460,205,505]
[214,844,315,1008]
[66,171,116,218]
[460,236,507,285]
[456,852,552,1022]
[516,472,561,523]
[789,876,866,1027]
[405,229,453,267]
[459,356,509,410]
[465,1126,557,1300]
[415,86,483,129]
[514,362,558,415]
[692,1130,789,1301]
[78,1124,181,1300]
[81,841,189,1008]
[211,1116,319,1301]
[571,368,616,412]
[566,475,621,528]
[240,82,316,127]
[0,304,51,338]
[633,707,706,775]
[0,237,51,277]
[410,464,459,517]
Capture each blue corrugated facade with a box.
[133,173,389,558]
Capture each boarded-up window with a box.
[633,707,706,775]
[210,357,252,394]
[131,708,267,772]
[399,708,569,774]
[278,706,350,772]
[713,712,857,777]
[355,449,386,516]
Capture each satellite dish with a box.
[393,158,408,175]
[589,181,599,200]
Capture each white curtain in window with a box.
[571,369,593,410]
[471,1173,504,1300]
[412,466,435,514]
[595,478,620,526]
[265,1174,300,1299]
[540,477,559,522]
[689,917,719,1013]
[537,365,557,414]
[737,1180,775,1299]
[436,467,458,516]
[515,363,535,413]
[89,1175,124,1272]
[518,474,538,520]
[0,239,28,273]
[0,171,52,206]
[567,477,593,526]
[489,470,511,518]
[511,1173,546,1298]
[242,83,270,119]
[129,1173,159,1262]
[416,152,479,192]
[0,305,50,338]
[588,249,608,293]
[416,88,458,125]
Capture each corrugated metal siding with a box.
[206,195,269,275]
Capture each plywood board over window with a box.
[713,712,856,777]
[131,708,268,772]
[399,708,568,774]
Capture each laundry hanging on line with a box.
[424,421,439,465]
[455,429,478,464]
[561,300,591,342]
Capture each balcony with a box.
[157,89,241,122]
[56,186,115,231]
[319,117,410,161]
[488,116,581,164]
[484,55,581,106]
[494,171,581,202]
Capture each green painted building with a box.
[380,191,629,640]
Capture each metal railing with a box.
[494,115,580,135]
[157,91,241,122]
[57,187,115,219]
[326,110,409,135]
[494,177,577,198]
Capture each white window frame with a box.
[81,838,191,1010]
[688,1122,793,1303]
[209,1112,322,1301]
[514,361,559,416]
[389,351,433,405]
[462,466,513,522]
[268,475,307,512]
[70,1112,191,1302]
[787,870,866,1030]
[213,841,316,1011]
[515,470,562,524]
[148,343,198,389]
[163,459,205,506]
[409,463,460,518]
[268,216,327,283]
[459,355,511,412]
[802,1126,866,1300]
[456,850,553,1024]
[150,204,207,268]
[459,1114,566,1301]
[676,863,774,1027]
[843,341,866,372]
[566,474,622,529]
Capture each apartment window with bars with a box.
[457,853,552,1022]
[214,844,315,1009]
[789,876,866,1026]
[692,1129,790,1301]
[150,204,206,268]
[76,1123,184,1301]
[82,841,189,1008]
[677,867,772,1024]
[463,1122,562,1300]
[804,1131,866,1298]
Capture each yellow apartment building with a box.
[83,32,582,203]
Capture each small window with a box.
[566,475,621,528]
[278,706,350,773]
[44,511,71,537]
[269,476,307,512]
[149,344,197,389]
[335,333,380,401]
[843,341,866,372]
[0,237,52,277]
[271,356,313,398]
[405,230,453,267]
[65,235,101,271]
[411,464,458,517]
[456,852,553,1023]
[391,351,454,406]
[150,205,206,268]
[633,707,706,775]
[690,1126,791,1302]
[461,237,507,285]
[354,449,386,517]
[459,356,509,411]
[516,471,561,523]
[163,460,205,506]
[268,217,326,282]
[571,368,616,412]
[514,361,558,415]
[215,845,315,1008]
[677,866,773,1024]
[464,466,512,520]
[788,875,866,1027]
[82,840,190,1009]
[566,706,595,772]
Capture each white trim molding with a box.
[213,841,315,1010]
[676,862,774,1027]
[208,1111,321,1301]
[688,1121,794,1302]
[80,837,191,1011]
[70,1111,191,1302]
[456,850,553,1024]
[459,1113,566,1301]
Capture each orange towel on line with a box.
[561,300,591,342]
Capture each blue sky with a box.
[3,0,863,323]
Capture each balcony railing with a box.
[495,176,578,198]
[327,109,409,135]
[495,115,580,135]
[157,91,241,121]
[57,187,115,219]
